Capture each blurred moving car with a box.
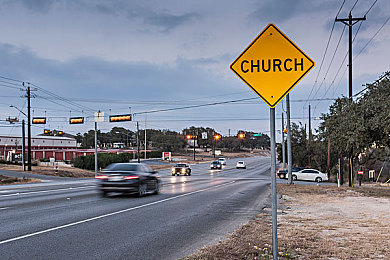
[171,163,191,176]
[96,163,160,197]
[291,168,328,182]
[210,161,222,170]
[236,161,246,169]
[277,167,305,179]
[218,158,227,165]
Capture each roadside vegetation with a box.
[0,174,40,185]
[277,73,390,183]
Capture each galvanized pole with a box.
[94,122,98,176]
[286,94,293,185]
[270,107,278,260]
[137,121,140,163]
[144,115,147,160]
[281,112,286,170]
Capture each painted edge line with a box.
[0,181,235,245]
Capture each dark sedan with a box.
[210,161,222,170]
[96,163,160,197]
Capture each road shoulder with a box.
[184,183,390,259]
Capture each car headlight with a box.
[171,168,175,173]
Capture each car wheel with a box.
[138,183,147,197]
[244,167,246,169]
[153,181,160,194]
[100,190,108,197]
[188,172,191,176]
[315,177,322,183]
[172,174,175,176]
[292,175,297,181]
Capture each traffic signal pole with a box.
[94,122,98,176]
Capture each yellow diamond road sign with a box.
[230,23,314,108]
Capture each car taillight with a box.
[181,168,186,173]
[124,176,139,180]
[95,175,109,180]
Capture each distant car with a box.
[171,163,191,176]
[210,161,222,170]
[236,161,246,169]
[277,167,305,179]
[291,168,328,182]
[218,158,227,165]
[96,163,160,197]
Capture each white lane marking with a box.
[0,207,9,210]
[0,186,96,198]
[0,181,235,245]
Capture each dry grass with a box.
[185,184,390,259]
[0,174,41,185]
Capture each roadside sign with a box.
[230,23,314,108]
[358,170,364,175]
[253,133,263,137]
[94,112,104,122]
[202,132,208,139]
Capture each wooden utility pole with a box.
[336,12,366,187]
[327,138,331,179]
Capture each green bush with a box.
[73,151,162,170]
[73,153,133,170]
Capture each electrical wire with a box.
[304,0,346,109]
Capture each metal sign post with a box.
[270,108,278,259]
[230,23,314,260]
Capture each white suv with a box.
[218,158,227,165]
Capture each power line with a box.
[354,15,390,61]
[304,0,346,108]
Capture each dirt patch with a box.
[185,184,390,259]
[0,174,41,185]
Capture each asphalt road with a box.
[0,156,271,260]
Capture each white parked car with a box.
[236,161,246,169]
[290,169,328,182]
[218,158,227,165]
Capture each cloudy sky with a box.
[0,0,389,141]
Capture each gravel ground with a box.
[185,183,390,259]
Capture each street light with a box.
[10,105,27,171]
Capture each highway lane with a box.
[0,156,271,260]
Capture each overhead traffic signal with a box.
[69,117,84,124]
[109,114,132,122]
[283,128,287,134]
[43,129,52,134]
[213,134,221,140]
[32,117,46,124]
[58,131,64,136]
[186,135,192,139]
[238,133,245,139]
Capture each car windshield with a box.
[104,164,139,172]
[238,161,244,164]
[212,161,220,164]
[175,164,187,167]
